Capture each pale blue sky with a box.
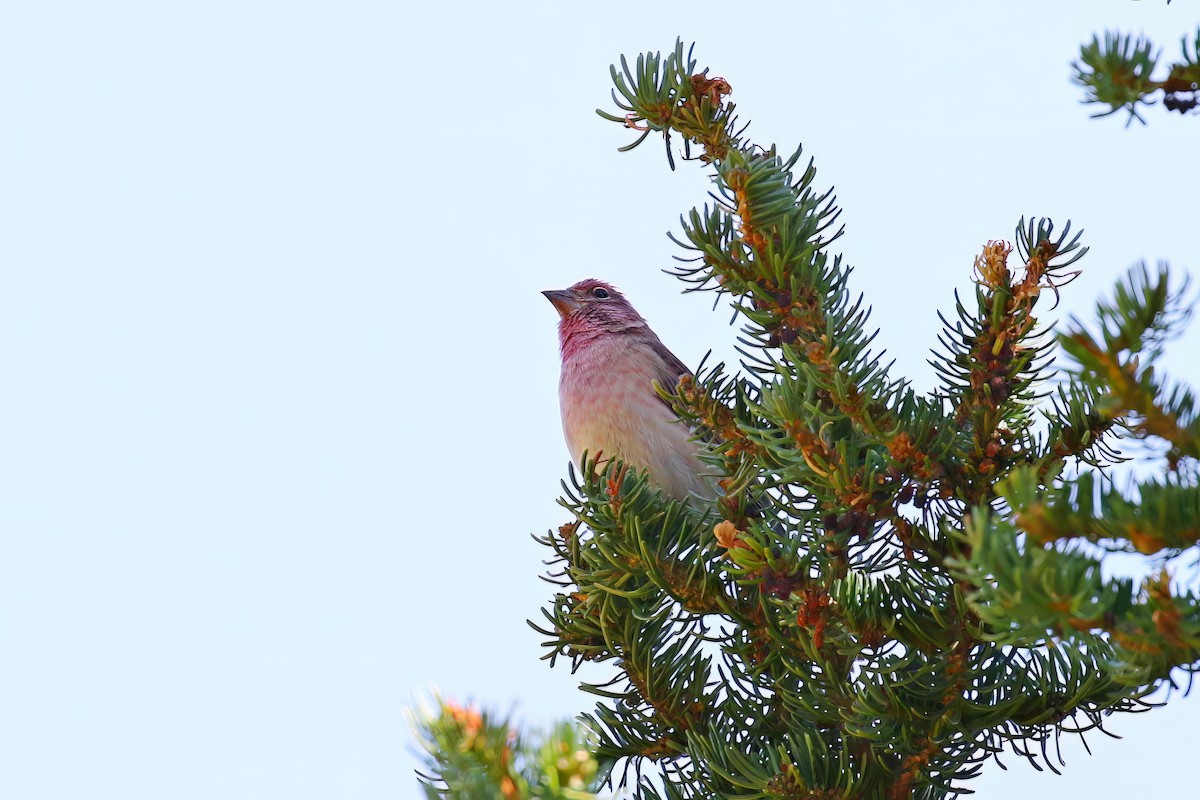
[1,1,1196,798]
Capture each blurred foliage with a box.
[411,697,600,799]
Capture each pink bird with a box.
[543,279,718,502]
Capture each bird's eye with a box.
[591,287,610,299]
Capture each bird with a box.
[543,278,718,502]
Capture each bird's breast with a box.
[558,338,715,500]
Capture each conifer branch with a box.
[527,40,1199,799]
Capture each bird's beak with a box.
[542,289,579,319]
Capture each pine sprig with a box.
[953,506,1200,689]
[930,219,1088,507]
[1058,263,1199,466]
[998,464,1200,554]
[597,40,740,165]
[1073,29,1200,124]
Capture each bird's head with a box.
[542,279,647,351]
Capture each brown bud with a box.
[714,520,744,550]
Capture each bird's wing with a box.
[647,334,727,449]
[646,335,693,411]
[648,331,772,519]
